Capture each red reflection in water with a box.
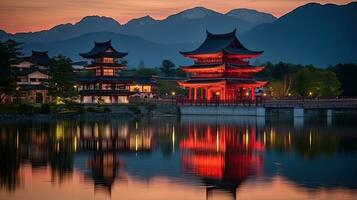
[180,124,264,181]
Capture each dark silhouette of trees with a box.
[0,40,22,103]
[328,63,357,97]
[48,55,77,101]
[160,60,176,77]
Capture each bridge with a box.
[130,97,357,117]
[263,98,357,109]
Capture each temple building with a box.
[77,41,132,104]
[15,68,50,103]
[128,76,157,98]
[13,50,51,103]
[178,30,267,103]
[17,50,51,69]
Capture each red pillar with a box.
[240,88,243,102]
[188,87,192,100]
[206,88,211,100]
[222,87,226,101]
[251,88,255,101]
[193,88,197,100]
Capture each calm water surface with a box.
[0,115,357,200]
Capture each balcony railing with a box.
[176,97,263,106]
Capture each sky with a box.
[0,0,352,33]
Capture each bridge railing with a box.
[176,97,264,106]
[263,98,357,108]
[129,96,357,108]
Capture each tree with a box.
[292,68,341,97]
[160,60,176,77]
[138,60,145,69]
[0,40,22,103]
[135,68,157,76]
[328,63,357,97]
[267,81,286,97]
[48,55,77,101]
[175,68,187,78]
[158,80,185,96]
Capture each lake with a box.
[0,115,356,200]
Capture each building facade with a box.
[178,30,267,103]
[13,50,51,104]
[78,41,132,104]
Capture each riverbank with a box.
[0,103,180,120]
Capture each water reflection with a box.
[0,116,356,200]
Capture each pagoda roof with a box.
[180,29,263,57]
[181,63,265,73]
[77,76,133,84]
[79,90,131,96]
[19,84,48,91]
[181,63,222,69]
[22,51,50,66]
[85,62,126,69]
[178,78,267,87]
[129,76,157,85]
[4,39,19,47]
[80,40,128,59]
[16,67,49,76]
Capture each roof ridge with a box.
[206,29,236,39]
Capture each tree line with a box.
[256,62,357,98]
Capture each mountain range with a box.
[0,2,356,67]
[240,2,357,67]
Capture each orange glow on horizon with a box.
[0,0,352,33]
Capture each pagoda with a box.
[78,40,132,104]
[178,29,267,103]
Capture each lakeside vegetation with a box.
[256,62,357,98]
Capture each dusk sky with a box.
[0,0,352,33]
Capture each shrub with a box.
[39,104,51,114]
[17,104,34,115]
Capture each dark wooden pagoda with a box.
[78,40,132,104]
[178,30,267,104]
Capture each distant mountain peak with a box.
[226,8,276,24]
[175,7,218,19]
[125,15,157,26]
[75,15,121,26]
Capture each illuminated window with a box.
[103,69,114,76]
[96,69,101,76]
[103,57,114,63]
[101,84,113,90]
[116,84,125,90]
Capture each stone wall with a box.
[180,106,265,116]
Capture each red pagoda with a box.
[178,29,267,103]
[78,40,132,104]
